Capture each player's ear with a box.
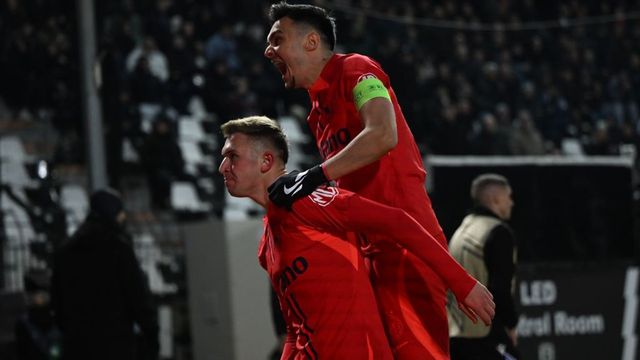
[304,31,320,52]
[261,152,275,173]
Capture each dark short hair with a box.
[268,1,337,50]
[470,173,510,204]
[221,116,289,163]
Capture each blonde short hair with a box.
[221,116,289,163]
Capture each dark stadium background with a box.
[1,0,639,359]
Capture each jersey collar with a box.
[308,53,342,97]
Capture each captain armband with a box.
[352,77,390,111]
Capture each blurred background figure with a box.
[448,174,519,360]
[509,109,546,155]
[51,189,158,360]
[14,269,61,360]
[140,116,185,210]
[126,36,169,83]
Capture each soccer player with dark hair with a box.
[264,2,469,358]
[219,116,494,359]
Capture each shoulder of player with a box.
[291,186,350,213]
[341,53,383,72]
[341,53,379,67]
[339,54,388,87]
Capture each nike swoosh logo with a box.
[283,170,309,196]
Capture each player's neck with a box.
[254,191,269,209]
[256,169,286,209]
[303,50,334,89]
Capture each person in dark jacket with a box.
[447,174,520,360]
[51,189,158,360]
[140,116,186,209]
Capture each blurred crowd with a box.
[1,0,639,164]
[331,0,640,157]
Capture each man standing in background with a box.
[447,174,519,360]
[51,189,159,360]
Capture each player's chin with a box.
[226,188,243,197]
[223,180,236,192]
[283,76,295,89]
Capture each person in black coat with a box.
[140,116,186,210]
[51,189,159,360]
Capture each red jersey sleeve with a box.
[341,54,391,103]
[291,186,477,301]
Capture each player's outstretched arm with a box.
[338,193,482,302]
[292,187,494,325]
[457,282,495,326]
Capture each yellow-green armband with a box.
[352,77,390,111]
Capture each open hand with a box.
[458,282,495,326]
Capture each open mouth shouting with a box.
[271,58,294,88]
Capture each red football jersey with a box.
[307,53,443,246]
[260,186,476,359]
[260,191,393,360]
[307,53,455,358]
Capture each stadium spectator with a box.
[509,109,546,155]
[204,22,240,71]
[126,36,169,83]
[51,189,159,360]
[129,56,166,105]
[140,115,185,209]
[469,112,512,155]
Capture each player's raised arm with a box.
[321,95,397,181]
[268,65,399,210]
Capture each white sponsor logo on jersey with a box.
[308,186,339,207]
